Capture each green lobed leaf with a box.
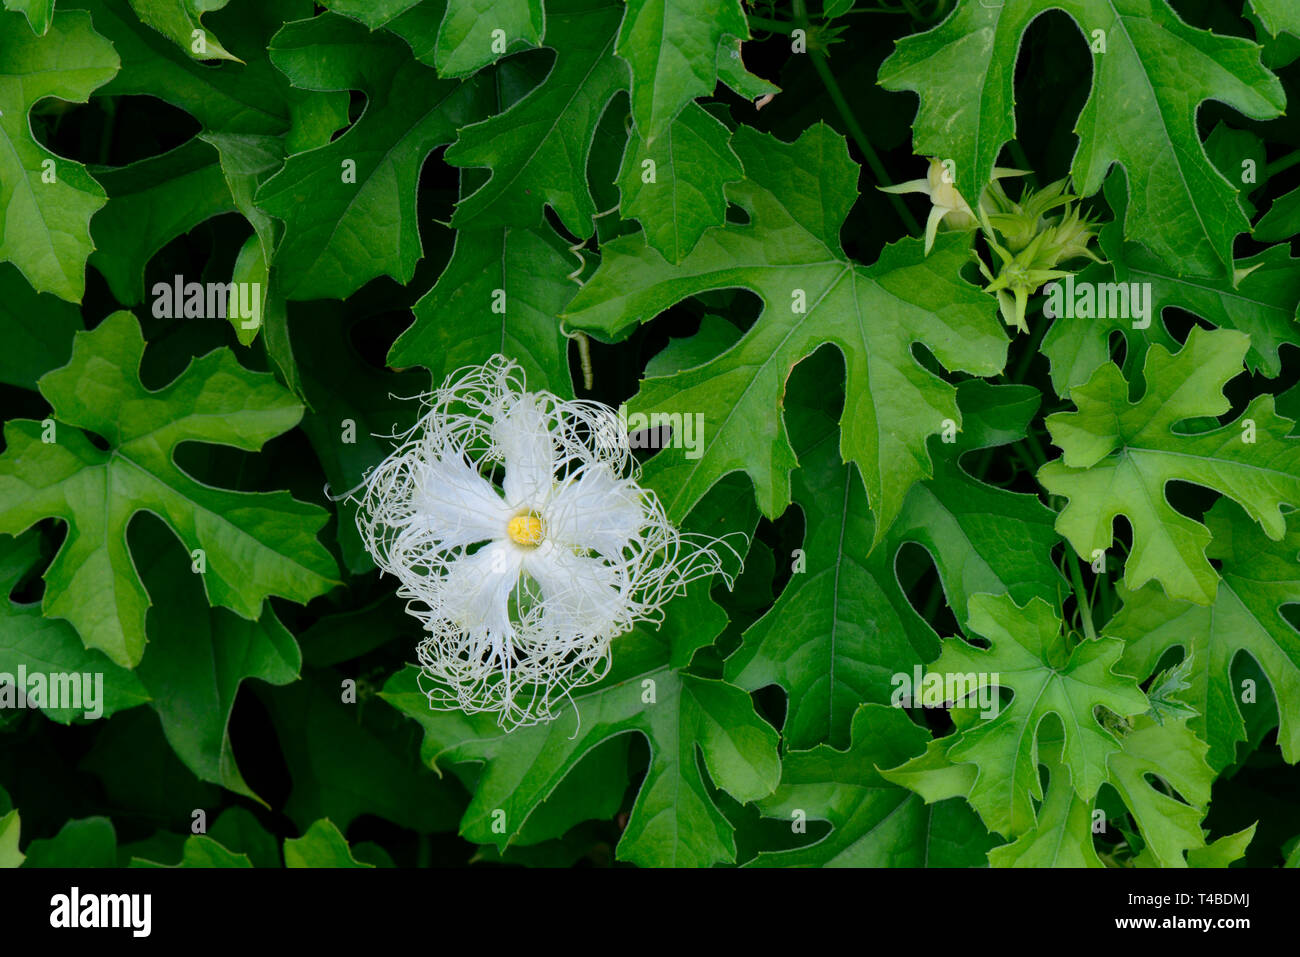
[0,530,150,723]
[382,589,780,867]
[0,809,21,868]
[616,102,744,264]
[1105,717,1214,868]
[126,0,240,62]
[283,819,373,868]
[0,312,339,668]
[389,224,578,397]
[130,834,253,867]
[22,816,117,867]
[1039,326,1300,605]
[207,807,281,868]
[132,518,302,802]
[4,0,53,34]
[728,379,1060,747]
[1185,825,1256,868]
[1256,184,1300,244]
[1112,498,1300,769]
[879,0,1286,278]
[0,9,119,301]
[75,0,351,258]
[1041,174,1300,399]
[615,0,748,144]
[1252,0,1300,38]
[565,123,1008,534]
[377,0,546,78]
[256,11,490,299]
[445,0,628,236]
[908,593,1148,839]
[749,704,997,866]
[88,139,237,306]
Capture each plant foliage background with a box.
[1,0,1299,868]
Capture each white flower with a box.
[353,355,738,730]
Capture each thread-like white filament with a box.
[353,355,739,730]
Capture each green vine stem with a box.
[790,0,923,236]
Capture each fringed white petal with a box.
[352,354,744,730]
[410,454,512,549]
[440,540,525,640]
[541,464,644,559]
[496,394,556,507]
[524,542,625,640]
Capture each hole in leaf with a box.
[1013,11,1091,180]
[32,95,199,167]
[724,203,750,225]
[752,683,787,735]
[84,430,110,452]
[895,541,961,639]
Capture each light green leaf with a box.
[1112,498,1300,768]
[1043,248,1300,399]
[920,593,1147,838]
[1252,0,1300,38]
[229,233,271,347]
[315,0,421,28]
[714,35,778,101]
[1186,825,1256,868]
[1039,326,1300,605]
[914,716,1213,867]
[22,816,117,867]
[0,809,22,868]
[284,819,373,868]
[1106,717,1214,867]
[1283,834,1300,867]
[4,0,53,34]
[986,760,1103,867]
[380,0,546,78]
[126,0,239,61]
[617,102,743,264]
[1042,174,1300,398]
[0,530,149,723]
[615,0,748,143]
[0,312,339,668]
[0,9,118,301]
[130,834,253,867]
[986,718,1213,868]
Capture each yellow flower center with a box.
[507,512,543,547]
